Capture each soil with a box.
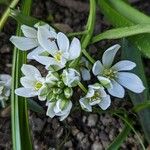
[0,0,150,149]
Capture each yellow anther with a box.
[54,51,62,62]
[34,81,43,91]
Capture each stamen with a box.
[34,81,43,91]
[54,51,62,62]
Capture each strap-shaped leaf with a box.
[98,0,150,58]
[92,24,150,43]
[11,0,33,150]
[121,39,150,144]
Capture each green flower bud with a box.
[52,87,62,94]
[57,81,64,88]
[47,93,56,102]
[64,87,73,99]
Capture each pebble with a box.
[91,141,103,150]
[64,140,73,148]
[80,136,90,149]
[52,118,60,130]
[76,132,84,141]
[56,127,63,138]
[31,118,45,132]
[87,114,98,127]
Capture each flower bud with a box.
[62,68,80,87]
[64,87,73,99]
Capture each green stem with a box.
[78,82,87,93]
[0,0,19,31]
[82,49,95,64]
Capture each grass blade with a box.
[92,24,150,44]
[10,9,40,26]
[107,124,131,150]
[11,0,33,150]
[0,0,19,31]
[121,39,150,143]
[98,0,150,58]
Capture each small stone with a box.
[76,132,84,141]
[64,140,73,148]
[0,45,10,53]
[32,118,45,132]
[52,118,60,130]
[109,128,116,141]
[99,131,109,141]
[80,136,90,149]
[72,126,79,136]
[87,114,98,127]
[82,116,87,123]
[91,141,103,150]
[53,23,73,33]
[56,127,63,138]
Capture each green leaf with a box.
[114,113,146,150]
[0,0,19,31]
[133,101,150,113]
[92,24,150,44]
[27,99,45,114]
[10,9,40,26]
[121,39,150,144]
[107,124,131,150]
[108,0,150,24]
[11,0,33,150]
[97,0,150,58]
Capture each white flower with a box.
[46,99,72,121]
[92,44,145,98]
[80,57,91,81]
[79,83,111,111]
[0,74,11,107]
[15,64,48,101]
[34,31,81,71]
[10,24,56,59]
[62,68,81,87]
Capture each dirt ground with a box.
[0,0,150,149]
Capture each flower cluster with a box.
[0,74,11,108]
[10,23,145,121]
[10,23,81,120]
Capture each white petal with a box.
[21,64,41,78]
[68,38,81,60]
[89,99,101,106]
[92,60,104,76]
[33,56,56,66]
[10,36,38,50]
[27,46,44,59]
[57,32,69,52]
[37,26,58,55]
[0,74,11,87]
[46,102,56,118]
[102,44,121,67]
[86,88,95,98]
[79,98,92,112]
[59,101,72,116]
[117,72,145,93]
[20,77,35,88]
[81,68,91,81]
[88,83,102,90]
[98,95,111,110]
[97,76,112,88]
[15,87,37,97]
[112,60,136,71]
[107,80,125,98]
[59,111,70,121]
[21,25,37,38]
